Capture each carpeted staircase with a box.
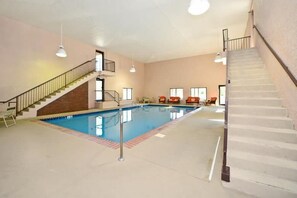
[224,48,297,198]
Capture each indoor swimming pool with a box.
[43,105,196,143]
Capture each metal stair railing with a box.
[222,28,230,182]
[104,90,120,106]
[0,59,96,115]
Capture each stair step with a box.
[230,73,269,80]
[228,150,297,182]
[229,124,297,143]
[229,63,266,68]
[231,78,272,85]
[229,60,263,65]
[230,84,276,91]
[229,105,287,117]
[229,90,279,98]
[229,97,282,107]
[228,136,297,160]
[229,114,293,129]
[229,67,266,73]
[224,167,297,198]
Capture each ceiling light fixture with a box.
[214,51,227,64]
[130,58,136,73]
[214,52,222,63]
[188,0,210,15]
[56,24,67,58]
[129,65,136,73]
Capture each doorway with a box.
[95,50,104,71]
[96,78,105,101]
[219,85,226,105]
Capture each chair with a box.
[143,97,150,103]
[0,107,16,127]
[159,96,166,103]
[206,97,217,105]
[168,97,180,104]
[186,97,200,104]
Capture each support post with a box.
[118,110,124,161]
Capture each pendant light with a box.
[188,0,210,16]
[56,24,67,58]
[214,52,222,63]
[130,57,136,73]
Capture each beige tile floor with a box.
[0,106,255,198]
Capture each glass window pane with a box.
[170,88,175,97]
[199,88,207,101]
[95,54,103,71]
[128,88,132,100]
[123,88,127,100]
[177,88,183,99]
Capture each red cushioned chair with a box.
[186,97,200,104]
[206,97,217,105]
[168,97,180,104]
[159,96,166,103]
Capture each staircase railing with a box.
[104,59,116,72]
[104,90,120,106]
[253,25,297,87]
[221,28,230,182]
[228,36,251,51]
[0,59,96,115]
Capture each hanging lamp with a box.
[188,0,210,15]
[130,58,136,72]
[56,24,67,58]
[214,52,222,63]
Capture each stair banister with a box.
[221,28,231,182]
[0,58,96,115]
[253,25,297,87]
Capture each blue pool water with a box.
[43,105,195,143]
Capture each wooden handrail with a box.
[253,25,297,87]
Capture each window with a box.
[170,88,183,99]
[190,87,207,101]
[123,88,132,100]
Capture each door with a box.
[96,78,104,101]
[95,50,104,71]
[219,85,226,105]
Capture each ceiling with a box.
[0,0,251,63]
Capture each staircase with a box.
[224,48,297,197]
[18,71,98,119]
[0,59,100,119]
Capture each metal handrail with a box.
[253,25,297,87]
[103,90,120,106]
[221,28,230,182]
[104,59,116,72]
[1,58,96,115]
[228,36,251,51]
